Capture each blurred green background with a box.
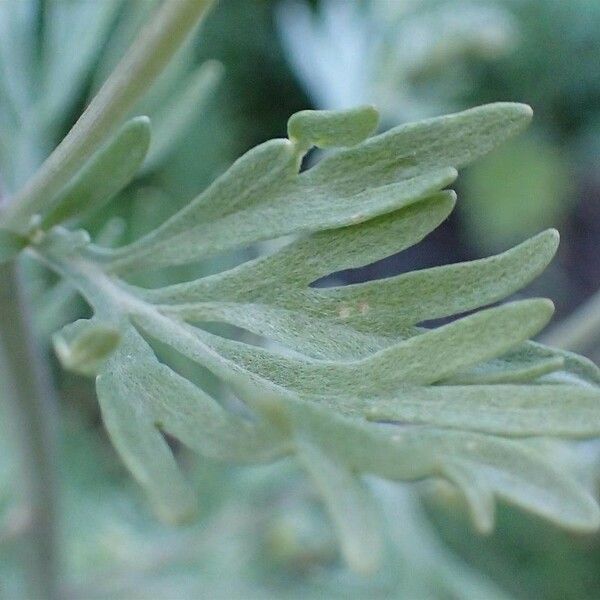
[1,0,600,598]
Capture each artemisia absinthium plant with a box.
[1,0,600,578]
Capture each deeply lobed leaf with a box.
[29,102,600,569]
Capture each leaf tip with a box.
[287,105,380,149]
[201,58,226,80]
[520,103,534,121]
[546,227,560,247]
[494,101,533,123]
[560,491,600,534]
[528,298,555,329]
[54,320,121,376]
[128,115,152,148]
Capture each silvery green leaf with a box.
[137,299,553,395]
[442,462,496,534]
[442,343,565,385]
[358,384,600,438]
[107,327,287,463]
[144,191,457,305]
[53,318,120,376]
[296,438,383,574]
[307,229,558,335]
[451,341,600,388]
[151,229,559,359]
[96,327,198,524]
[526,340,600,386]
[103,103,531,272]
[41,116,151,228]
[33,103,600,560]
[291,402,600,532]
[442,448,600,533]
[95,324,288,524]
[106,163,457,272]
[377,484,512,600]
[287,105,379,148]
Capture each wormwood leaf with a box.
[442,462,496,534]
[95,325,287,522]
[33,103,600,569]
[296,438,383,574]
[288,401,600,533]
[144,191,458,304]
[149,229,558,359]
[337,384,600,438]
[41,116,151,228]
[101,102,530,272]
[287,105,379,148]
[53,318,120,376]
[97,332,198,525]
[134,298,555,395]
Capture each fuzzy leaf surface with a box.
[31,103,600,566]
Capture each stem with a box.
[2,0,215,232]
[0,260,60,600]
[540,287,600,354]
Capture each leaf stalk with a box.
[0,260,60,600]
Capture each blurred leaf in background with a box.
[459,135,572,253]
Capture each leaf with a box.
[309,229,558,335]
[103,102,532,272]
[149,228,559,358]
[94,324,288,524]
[97,338,198,525]
[359,384,600,438]
[53,318,120,376]
[136,299,553,396]
[291,401,600,532]
[144,191,456,304]
[41,116,151,228]
[287,105,379,148]
[442,462,496,534]
[296,438,383,574]
[32,103,600,562]
[526,341,600,386]
[108,165,457,272]
[442,343,565,385]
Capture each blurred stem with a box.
[2,0,215,233]
[540,288,600,354]
[0,260,60,600]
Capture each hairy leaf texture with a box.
[31,103,600,572]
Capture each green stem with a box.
[0,260,60,600]
[540,287,600,354]
[2,0,215,233]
